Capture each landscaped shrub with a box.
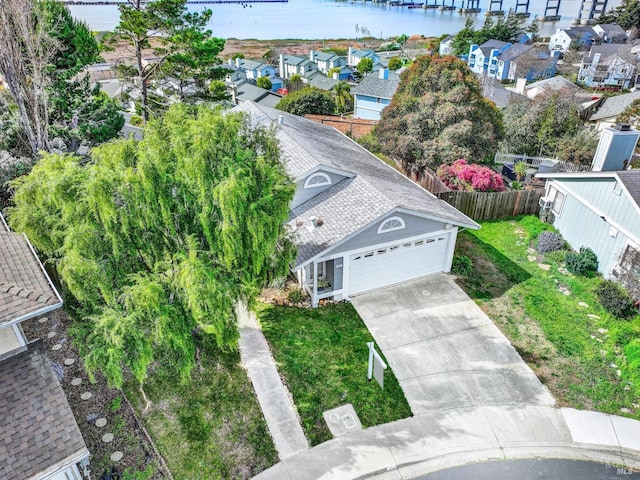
[436,159,506,192]
[287,288,307,305]
[451,254,472,276]
[597,280,634,318]
[565,247,598,276]
[536,231,564,253]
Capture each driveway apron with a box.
[350,274,555,415]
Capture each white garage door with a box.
[349,233,450,295]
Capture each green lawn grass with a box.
[257,302,412,445]
[123,336,277,480]
[455,216,640,416]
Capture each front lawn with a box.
[123,336,277,480]
[257,302,412,445]
[455,216,640,417]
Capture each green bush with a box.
[565,247,598,276]
[452,254,473,276]
[130,114,143,126]
[287,288,307,305]
[356,131,382,153]
[597,280,634,318]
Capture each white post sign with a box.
[367,341,387,389]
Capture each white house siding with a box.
[548,178,639,277]
[354,94,391,120]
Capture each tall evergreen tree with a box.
[8,105,295,388]
[105,0,224,120]
[599,0,640,30]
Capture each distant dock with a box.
[62,0,287,5]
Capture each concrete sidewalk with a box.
[253,405,640,480]
[237,302,309,459]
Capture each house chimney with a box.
[279,53,285,79]
[378,68,388,80]
[515,77,527,95]
[348,46,353,66]
[591,125,640,171]
[278,115,285,125]
[235,57,241,68]
[228,58,233,66]
[309,49,314,61]
[231,85,238,105]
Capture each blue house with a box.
[351,69,399,120]
[495,45,557,82]
[468,40,511,76]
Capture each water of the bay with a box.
[71,0,622,40]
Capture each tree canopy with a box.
[8,105,295,387]
[356,57,374,76]
[105,0,224,120]
[376,55,504,173]
[276,87,336,116]
[500,89,597,165]
[0,0,123,156]
[451,15,535,57]
[599,0,640,30]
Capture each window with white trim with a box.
[377,216,406,234]
[304,172,331,188]
[548,186,566,215]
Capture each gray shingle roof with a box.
[351,76,399,99]
[0,341,88,480]
[233,102,478,266]
[497,44,533,62]
[234,81,282,108]
[618,170,640,208]
[478,40,510,56]
[589,91,640,121]
[0,225,62,327]
[311,51,339,62]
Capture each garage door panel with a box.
[349,234,449,295]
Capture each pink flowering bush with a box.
[436,159,505,192]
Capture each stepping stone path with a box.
[578,301,589,308]
[38,317,48,323]
[95,418,107,428]
[80,392,93,400]
[527,248,536,254]
[52,344,62,351]
[527,255,537,262]
[587,314,601,320]
[102,433,114,443]
[598,328,608,334]
[538,263,550,271]
[71,378,83,386]
[64,358,75,366]
[558,267,570,275]
[110,452,123,462]
[558,286,571,295]
[621,408,632,414]
[47,332,56,339]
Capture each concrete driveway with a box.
[350,274,555,415]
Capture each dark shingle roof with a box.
[0,341,88,480]
[589,91,640,121]
[350,76,399,99]
[233,102,479,266]
[618,170,640,208]
[496,44,533,62]
[0,223,62,327]
[478,40,510,56]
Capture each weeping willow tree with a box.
[8,104,295,388]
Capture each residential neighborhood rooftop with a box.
[350,75,400,99]
[234,101,478,265]
[0,340,88,480]
[0,217,62,328]
[589,91,640,121]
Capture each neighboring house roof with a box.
[233,101,479,267]
[477,40,510,57]
[562,26,597,40]
[618,170,640,208]
[351,76,400,100]
[310,51,340,62]
[497,43,533,61]
[0,217,62,328]
[582,43,630,64]
[441,35,453,42]
[595,24,627,36]
[281,54,309,66]
[483,77,528,109]
[524,75,581,95]
[0,341,88,480]
[233,81,282,108]
[305,72,338,90]
[237,58,269,71]
[589,91,640,121]
[350,48,377,58]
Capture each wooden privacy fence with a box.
[436,189,545,221]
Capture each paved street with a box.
[351,275,554,415]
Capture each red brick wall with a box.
[304,114,377,139]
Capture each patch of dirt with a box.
[22,310,168,480]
